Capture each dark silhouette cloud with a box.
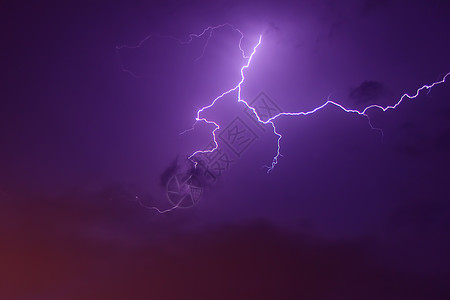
[349,80,385,104]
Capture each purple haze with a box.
[1,0,450,299]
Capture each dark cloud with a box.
[1,194,449,300]
[349,80,385,104]
[160,156,179,186]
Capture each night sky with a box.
[1,0,450,299]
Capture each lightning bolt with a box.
[135,195,180,214]
[118,24,450,212]
[187,28,450,172]
[259,72,450,172]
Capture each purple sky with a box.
[1,0,450,298]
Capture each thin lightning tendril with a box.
[116,23,247,78]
